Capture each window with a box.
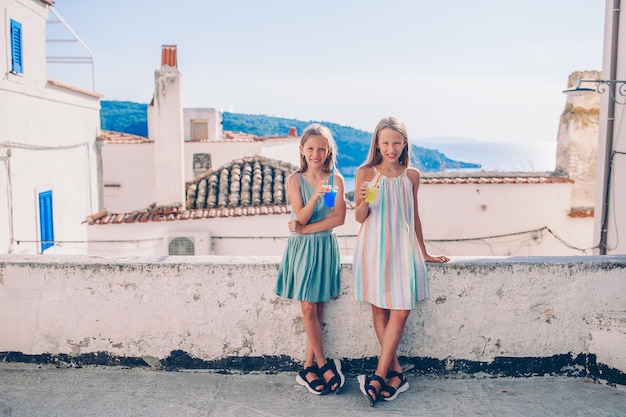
[10,19,23,74]
[38,190,54,252]
[191,120,209,140]
[193,153,212,177]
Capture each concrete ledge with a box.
[1,255,625,386]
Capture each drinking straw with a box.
[331,164,335,187]
[373,165,385,187]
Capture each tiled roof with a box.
[420,171,572,185]
[100,130,275,143]
[185,156,295,210]
[87,155,300,225]
[47,79,102,98]
[100,130,151,144]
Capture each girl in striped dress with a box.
[353,117,449,406]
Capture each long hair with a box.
[297,124,337,173]
[362,116,410,168]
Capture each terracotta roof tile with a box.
[47,78,102,98]
[101,130,152,144]
[420,172,572,185]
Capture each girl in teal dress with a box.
[275,124,346,395]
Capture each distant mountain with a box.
[100,100,480,173]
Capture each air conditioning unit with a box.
[166,232,210,256]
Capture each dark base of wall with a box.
[1,350,624,387]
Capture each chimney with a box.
[151,45,185,207]
[288,126,297,137]
[161,45,177,68]
[556,70,600,212]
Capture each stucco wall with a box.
[88,180,594,258]
[0,255,624,382]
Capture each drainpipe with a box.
[1,148,13,253]
[599,0,620,255]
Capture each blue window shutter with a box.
[39,191,54,252]
[10,19,23,74]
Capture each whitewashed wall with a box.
[419,181,594,256]
[101,143,156,213]
[88,180,594,257]
[0,255,624,380]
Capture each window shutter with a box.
[10,19,23,74]
[39,191,54,252]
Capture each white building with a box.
[0,0,101,255]
[84,37,608,258]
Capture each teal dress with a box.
[275,174,341,302]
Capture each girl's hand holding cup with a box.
[322,182,338,208]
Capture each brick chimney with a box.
[149,45,185,207]
[161,45,177,68]
[288,126,297,137]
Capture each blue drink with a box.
[323,186,338,208]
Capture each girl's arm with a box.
[354,166,375,224]
[408,168,449,263]
[291,174,347,234]
[288,173,322,226]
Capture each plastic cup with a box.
[323,185,338,207]
[365,181,378,203]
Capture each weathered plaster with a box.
[0,255,624,383]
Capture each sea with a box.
[342,140,557,192]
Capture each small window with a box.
[193,153,212,177]
[193,153,212,170]
[10,19,23,74]
[191,120,209,140]
[38,190,54,252]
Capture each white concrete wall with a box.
[101,143,155,213]
[419,181,594,256]
[0,255,624,378]
[87,214,358,257]
[183,108,221,141]
[88,180,594,257]
[260,138,300,167]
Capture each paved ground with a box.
[0,364,625,417]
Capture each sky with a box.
[47,1,605,144]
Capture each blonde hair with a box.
[297,124,338,173]
[362,116,410,168]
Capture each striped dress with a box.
[353,169,428,310]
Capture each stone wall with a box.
[0,255,624,385]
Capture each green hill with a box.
[100,100,480,173]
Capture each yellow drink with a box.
[365,185,377,202]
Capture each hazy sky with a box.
[48,1,605,143]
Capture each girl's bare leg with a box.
[371,306,402,374]
[301,301,337,390]
[369,306,410,399]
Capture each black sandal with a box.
[319,358,345,394]
[357,374,385,406]
[296,364,328,395]
[381,370,410,401]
